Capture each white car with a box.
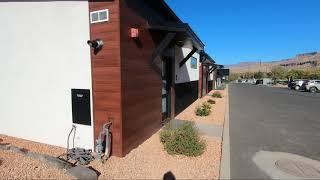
[294,79,309,91]
[306,80,320,93]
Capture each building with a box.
[0,0,217,157]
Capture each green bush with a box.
[212,91,222,98]
[160,122,206,157]
[202,102,211,110]
[195,103,211,116]
[207,99,216,104]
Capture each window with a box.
[90,9,109,24]
[190,57,197,69]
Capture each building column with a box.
[170,47,175,119]
[198,63,203,98]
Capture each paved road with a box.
[229,84,320,179]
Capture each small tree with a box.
[287,69,305,80]
[229,73,239,81]
[254,71,264,79]
[245,72,254,79]
[271,67,287,84]
[316,68,320,79]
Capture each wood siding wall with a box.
[120,0,163,156]
[89,1,123,157]
[89,0,180,157]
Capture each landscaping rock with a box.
[25,151,47,160]
[25,151,73,170]
[67,165,98,180]
[8,145,28,154]
[0,149,74,179]
[1,143,73,171]
[0,144,10,150]
[43,155,73,170]
[0,158,2,166]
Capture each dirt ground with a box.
[176,89,227,126]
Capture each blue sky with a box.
[165,0,320,65]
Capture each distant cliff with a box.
[228,52,320,73]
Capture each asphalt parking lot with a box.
[229,83,320,179]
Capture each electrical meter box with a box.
[71,89,91,126]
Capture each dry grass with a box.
[176,89,227,126]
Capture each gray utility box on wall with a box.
[71,89,91,126]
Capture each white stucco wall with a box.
[175,46,200,84]
[210,70,214,81]
[0,1,94,149]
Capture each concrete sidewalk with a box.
[220,85,230,180]
[171,119,223,138]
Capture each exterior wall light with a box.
[87,39,104,55]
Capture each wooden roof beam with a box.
[179,47,198,67]
[150,32,176,75]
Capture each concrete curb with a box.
[219,85,231,180]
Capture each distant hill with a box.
[228,52,320,73]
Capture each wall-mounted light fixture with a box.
[87,39,104,55]
[87,39,104,49]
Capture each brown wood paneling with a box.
[198,64,203,98]
[119,0,163,156]
[89,0,123,157]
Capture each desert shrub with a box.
[160,122,206,157]
[207,99,216,104]
[195,103,211,116]
[202,102,211,110]
[212,91,222,98]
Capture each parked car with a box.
[293,79,309,91]
[256,80,263,85]
[306,80,320,93]
[288,80,296,89]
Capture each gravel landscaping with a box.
[0,149,73,179]
[1,133,221,179]
[0,135,65,157]
[0,136,74,179]
[176,89,227,126]
[0,88,227,179]
[91,132,221,179]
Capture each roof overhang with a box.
[201,52,216,66]
[147,23,205,51]
[143,0,183,23]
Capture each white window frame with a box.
[90,9,109,24]
[190,56,198,69]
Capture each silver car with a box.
[306,80,320,93]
